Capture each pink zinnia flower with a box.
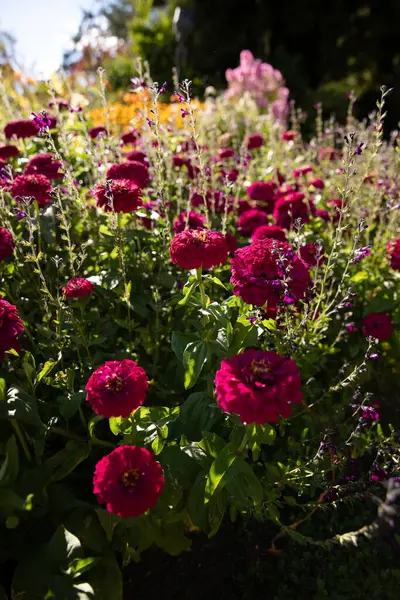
[24,153,63,179]
[4,119,38,139]
[247,133,264,150]
[247,181,277,213]
[273,192,314,229]
[93,179,142,213]
[361,313,393,342]
[387,239,400,271]
[238,209,269,236]
[173,210,206,233]
[93,446,164,518]
[0,296,24,360]
[0,145,20,160]
[0,228,14,261]
[308,177,325,190]
[170,229,229,270]
[86,359,148,418]
[215,348,303,424]
[10,174,53,207]
[126,150,147,164]
[300,243,324,267]
[106,161,149,189]
[121,129,139,145]
[230,238,311,309]
[293,165,313,178]
[88,126,108,139]
[251,224,286,242]
[63,278,94,298]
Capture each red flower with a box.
[230,238,311,309]
[121,129,140,145]
[86,359,148,418]
[88,126,108,139]
[10,174,53,207]
[238,209,269,236]
[0,297,24,360]
[48,97,70,111]
[4,119,38,139]
[172,154,188,168]
[300,243,324,267]
[173,211,206,233]
[0,145,20,160]
[94,179,142,213]
[247,133,264,150]
[215,348,303,424]
[273,192,314,229]
[387,239,400,271]
[24,153,63,179]
[251,225,286,242]
[247,181,277,213]
[308,177,325,190]
[361,313,393,342]
[93,445,164,518]
[170,229,229,270]
[63,278,94,298]
[0,228,14,261]
[293,165,313,178]
[126,150,147,164]
[281,130,298,141]
[106,161,149,189]
[186,163,200,180]
[316,209,330,221]
[218,148,235,160]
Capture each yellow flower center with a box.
[120,468,140,488]
[105,373,124,393]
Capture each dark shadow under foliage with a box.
[124,505,400,600]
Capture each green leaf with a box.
[86,556,123,600]
[226,458,263,507]
[48,526,84,566]
[0,435,19,488]
[208,276,226,289]
[3,386,43,428]
[197,432,226,458]
[58,392,84,420]
[0,378,6,402]
[205,442,238,503]
[177,280,198,306]
[158,445,200,488]
[109,416,124,436]
[151,520,191,556]
[22,352,36,385]
[171,331,197,362]
[46,441,90,483]
[188,473,209,531]
[180,392,220,440]
[183,341,208,389]
[36,359,57,384]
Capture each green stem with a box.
[196,266,207,309]
[237,430,249,454]
[12,420,32,462]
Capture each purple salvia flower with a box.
[352,244,371,263]
[159,82,168,94]
[31,110,51,134]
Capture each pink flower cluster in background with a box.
[225,50,289,121]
